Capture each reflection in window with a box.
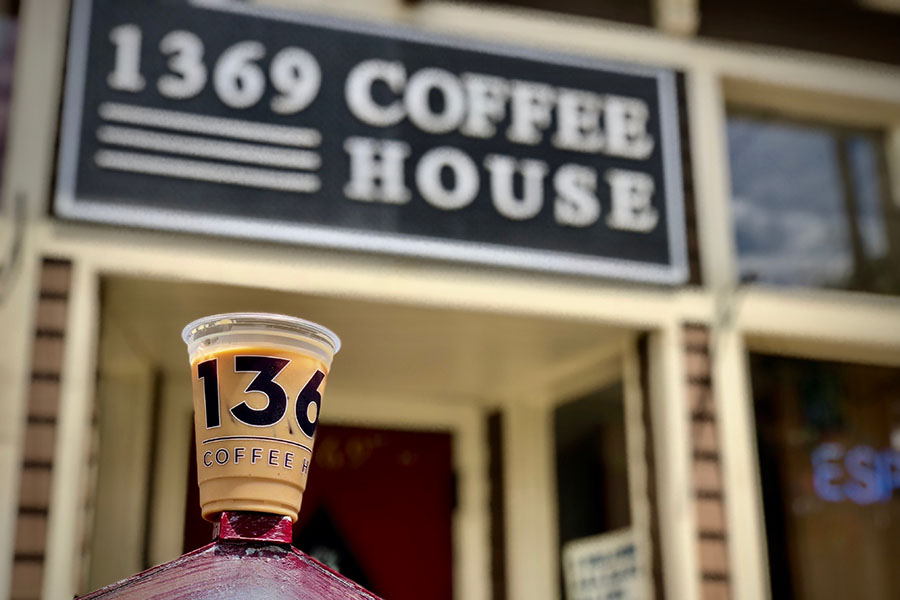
[727,114,900,293]
[554,383,632,599]
[751,354,900,599]
[555,383,630,544]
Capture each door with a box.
[183,423,455,600]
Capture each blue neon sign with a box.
[812,443,900,505]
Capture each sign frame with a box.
[55,0,688,284]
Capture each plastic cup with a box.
[182,313,340,522]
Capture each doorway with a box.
[183,423,455,600]
[84,274,636,600]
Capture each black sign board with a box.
[57,0,687,283]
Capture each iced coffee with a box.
[182,313,340,522]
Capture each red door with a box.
[184,424,454,599]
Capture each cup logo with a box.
[189,345,331,521]
[183,314,338,522]
[196,355,325,436]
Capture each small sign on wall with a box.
[562,529,643,600]
[56,0,687,283]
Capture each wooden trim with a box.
[623,339,656,599]
[638,335,667,600]
[42,260,102,599]
[648,324,699,600]
[487,412,508,600]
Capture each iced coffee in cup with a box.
[182,313,340,522]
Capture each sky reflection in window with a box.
[727,114,897,293]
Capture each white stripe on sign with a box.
[94,150,321,193]
[98,102,322,148]
[97,125,321,170]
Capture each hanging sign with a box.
[56,0,687,282]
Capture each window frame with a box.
[724,105,899,293]
[709,75,900,600]
[510,337,657,600]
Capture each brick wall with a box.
[9,259,71,600]
[685,324,730,600]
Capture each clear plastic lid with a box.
[181,312,341,359]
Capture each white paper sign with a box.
[562,528,641,600]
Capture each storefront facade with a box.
[0,1,898,600]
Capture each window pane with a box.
[751,354,900,599]
[555,383,630,546]
[727,114,900,293]
[554,383,634,599]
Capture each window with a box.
[554,383,634,599]
[751,354,900,599]
[727,113,900,294]
[555,384,630,542]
